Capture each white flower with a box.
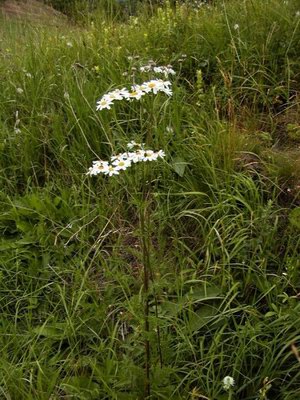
[87,160,109,175]
[110,152,128,162]
[223,376,235,391]
[153,66,163,74]
[16,87,24,94]
[66,42,73,47]
[157,150,166,158]
[142,79,165,94]
[96,97,114,111]
[104,165,120,176]
[25,72,32,78]
[142,150,159,162]
[140,65,152,72]
[112,158,131,171]
[234,24,239,30]
[127,140,142,149]
[126,89,145,100]
[296,11,300,17]
[128,149,145,163]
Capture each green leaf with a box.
[33,322,68,339]
[172,157,187,177]
[185,304,219,334]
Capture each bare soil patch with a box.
[0,0,67,25]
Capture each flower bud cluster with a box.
[140,64,176,77]
[87,142,165,177]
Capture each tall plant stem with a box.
[140,184,151,399]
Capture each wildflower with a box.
[223,376,235,391]
[25,72,32,78]
[66,42,73,47]
[142,150,159,162]
[126,89,145,100]
[296,11,300,17]
[104,165,120,176]
[234,24,239,30]
[16,87,24,94]
[128,149,145,163]
[96,97,114,111]
[140,65,152,72]
[112,158,132,171]
[87,160,109,176]
[127,140,143,149]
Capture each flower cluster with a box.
[96,79,173,111]
[140,64,176,77]
[87,142,165,176]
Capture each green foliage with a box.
[0,0,300,398]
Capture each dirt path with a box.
[0,0,67,25]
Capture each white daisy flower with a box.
[104,89,124,101]
[142,79,164,94]
[126,89,145,100]
[16,87,24,94]
[142,150,159,162]
[96,97,114,111]
[87,160,109,175]
[234,24,239,30]
[104,165,120,176]
[127,140,140,149]
[128,149,145,163]
[112,158,131,171]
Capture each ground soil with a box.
[0,0,67,25]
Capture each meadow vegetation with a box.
[0,0,300,398]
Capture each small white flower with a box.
[127,140,141,149]
[142,150,159,162]
[66,42,73,47]
[153,66,163,74]
[234,24,239,30]
[87,160,109,175]
[103,89,124,101]
[25,72,32,78]
[112,158,131,170]
[126,89,145,100]
[16,87,24,94]
[104,165,120,176]
[96,97,114,111]
[223,376,235,391]
[128,149,145,163]
[296,11,300,17]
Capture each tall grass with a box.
[0,0,300,398]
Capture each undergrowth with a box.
[0,1,300,399]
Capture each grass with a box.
[0,0,300,399]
